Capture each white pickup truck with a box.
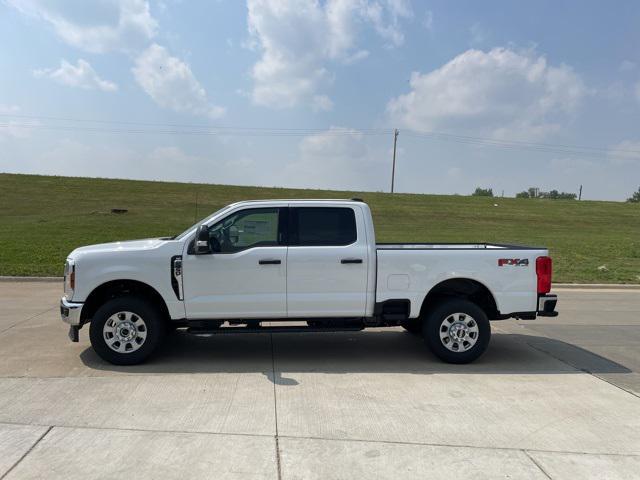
[61,199,557,365]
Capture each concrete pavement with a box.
[0,281,639,479]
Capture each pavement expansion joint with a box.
[523,450,553,479]
[0,307,56,335]
[0,425,52,480]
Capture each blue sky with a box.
[1,0,639,200]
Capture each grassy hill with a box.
[1,172,638,283]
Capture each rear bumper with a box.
[60,296,83,326]
[537,294,558,317]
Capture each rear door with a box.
[286,206,369,317]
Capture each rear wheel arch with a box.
[80,279,170,325]
[420,278,499,319]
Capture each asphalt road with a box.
[0,282,639,479]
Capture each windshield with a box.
[172,206,230,241]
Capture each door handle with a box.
[259,259,281,265]
[341,258,363,264]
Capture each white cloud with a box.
[299,126,367,158]
[0,105,35,141]
[0,122,33,141]
[0,104,20,114]
[34,59,118,92]
[0,104,34,141]
[132,43,225,118]
[12,140,259,187]
[246,0,411,110]
[281,127,387,190]
[363,0,412,47]
[387,47,588,140]
[7,0,157,53]
[311,94,334,112]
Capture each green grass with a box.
[1,173,638,283]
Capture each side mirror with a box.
[194,225,211,254]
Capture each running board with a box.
[187,325,364,336]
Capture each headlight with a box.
[64,259,75,298]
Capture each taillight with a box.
[536,256,552,294]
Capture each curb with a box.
[0,276,63,282]
[553,283,640,290]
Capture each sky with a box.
[1,0,639,201]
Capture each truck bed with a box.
[375,243,548,318]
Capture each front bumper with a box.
[60,296,83,326]
[537,294,558,317]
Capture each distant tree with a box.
[515,191,530,198]
[628,187,640,203]
[538,190,577,200]
[472,187,493,197]
[557,192,577,200]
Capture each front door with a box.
[182,207,287,319]
[286,206,369,317]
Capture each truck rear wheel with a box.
[89,296,165,365]
[422,299,490,364]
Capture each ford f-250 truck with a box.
[61,199,557,365]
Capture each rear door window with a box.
[291,207,357,246]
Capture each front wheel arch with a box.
[81,279,170,325]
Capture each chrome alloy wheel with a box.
[438,312,479,352]
[103,311,148,353]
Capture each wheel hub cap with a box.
[103,311,147,354]
[439,313,479,352]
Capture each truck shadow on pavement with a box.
[79,329,632,385]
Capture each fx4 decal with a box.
[498,258,529,267]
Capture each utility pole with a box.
[578,185,582,201]
[390,128,399,193]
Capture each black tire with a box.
[89,296,166,365]
[401,319,422,335]
[422,299,490,364]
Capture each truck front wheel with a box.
[422,299,490,364]
[89,296,165,365]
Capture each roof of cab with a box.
[227,198,366,207]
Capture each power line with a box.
[1,112,638,158]
[403,129,640,155]
[402,131,640,160]
[0,123,389,137]
[0,113,391,135]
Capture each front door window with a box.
[208,208,280,253]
